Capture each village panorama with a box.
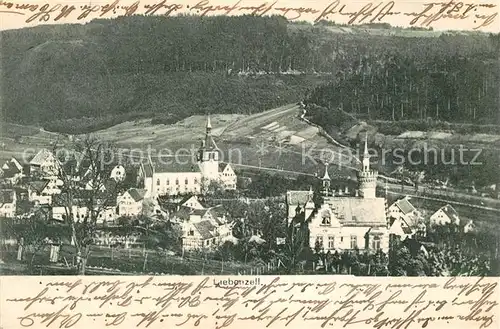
[1,16,499,277]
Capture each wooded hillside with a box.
[1,15,498,133]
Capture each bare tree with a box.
[280,216,309,274]
[53,135,124,275]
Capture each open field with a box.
[0,122,69,163]
[90,104,354,177]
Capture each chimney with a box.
[345,186,349,194]
[355,189,359,197]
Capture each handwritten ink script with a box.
[0,0,497,31]
[0,276,498,329]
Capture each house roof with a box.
[286,190,313,206]
[179,195,202,207]
[393,197,416,215]
[1,164,20,178]
[147,156,202,174]
[192,220,216,239]
[219,163,228,171]
[208,205,226,219]
[401,225,413,234]
[0,189,15,204]
[192,208,208,216]
[29,180,49,193]
[11,156,29,166]
[439,204,459,221]
[321,197,387,227]
[30,149,54,166]
[172,206,193,221]
[127,188,146,202]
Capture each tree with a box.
[279,217,309,274]
[16,199,35,216]
[154,221,182,253]
[3,215,69,271]
[201,178,226,198]
[53,135,125,275]
[115,216,134,248]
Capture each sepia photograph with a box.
[1,7,499,282]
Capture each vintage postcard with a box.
[0,0,499,328]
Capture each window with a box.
[188,230,194,236]
[316,235,323,248]
[194,178,198,184]
[175,178,179,185]
[166,179,170,185]
[156,179,160,185]
[350,236,358,249]
[328,236,335,249]
[372,236,381,250]
[321,211,331,225]
[206,240,210,246]
[212,238,216,244]
[185,178,189,185]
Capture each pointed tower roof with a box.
[322,162,330,180]
[206,114,212,130]
[363,132,369,158]
[202,115,217,150]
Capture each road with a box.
[382,181,500,210]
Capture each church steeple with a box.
[206,114,212,131]
[201,115,216,150]
[321,162,331,196]
[198,115,220,180]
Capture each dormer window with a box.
[321,211,331,225]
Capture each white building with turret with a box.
[138,116,237,197]
[286,134,389,253]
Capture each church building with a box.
[286,135,389,253]
[139,116,237,197]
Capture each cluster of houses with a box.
[285,136,477,254]
[0,123,479,255]
[0,117,239,251]
[160,195,234,250]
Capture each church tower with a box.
[356,133,377,198]
[198,115,220,180]
[321,162,331,196]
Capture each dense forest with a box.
[304,34,500,126]
[1,15,499,133]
